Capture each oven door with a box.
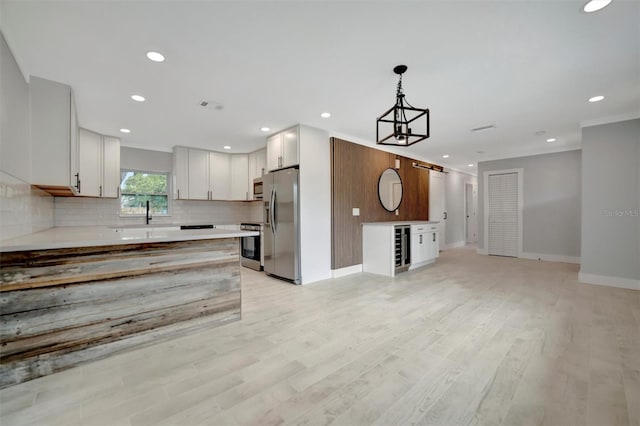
[241,234,262,270]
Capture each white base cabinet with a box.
[409,223,439,270]
[363,221,440,277]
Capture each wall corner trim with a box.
[578,272,640,290]
[332,264,363,278]
[520,252,581,264]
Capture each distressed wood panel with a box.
[0,238,242,388]
[330,138,436,269]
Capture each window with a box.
[120,170,169,215]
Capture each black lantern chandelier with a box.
[376,65,430,146]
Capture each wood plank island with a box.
[0,229,251,388]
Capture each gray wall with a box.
[478,150,582,258]
[445,170,476,246]
[0,31,31,182]
[581,119,640,281]
[121,147,172,173]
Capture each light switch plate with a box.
[352,208,360,216]
[395,209,399,215]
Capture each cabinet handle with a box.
[433,233,436,242]
[419,234,422,244]
[117,187,120,198]
[177,189,180,199]
[99,185,102,197]
[74,173,81,193]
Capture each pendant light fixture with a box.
[376,65,430,146]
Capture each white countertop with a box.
[361,221,440,226]
[0,226,259,252]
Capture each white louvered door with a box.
[488,172,518,257]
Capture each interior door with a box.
[465,183,478,243]
[273,168,299,282]
[488,173,517,257]
[429,171,446,245]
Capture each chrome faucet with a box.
[146,200,152,225]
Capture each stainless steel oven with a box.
[240,223,263,271]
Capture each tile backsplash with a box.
[54,197,263,227]
[0,170,55,241]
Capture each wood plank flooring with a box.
[1,246,638,426]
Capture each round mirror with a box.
[378,168,403,212]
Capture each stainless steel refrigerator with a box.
[263,167,301,284]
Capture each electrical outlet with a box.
[352,208,360,216]
[395,209,399,215]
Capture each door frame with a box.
[482,168,524,257]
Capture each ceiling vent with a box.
[199,101,224,110]
[471,124,496,132]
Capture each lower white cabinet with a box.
[363,221,439,277]
[409,223,439,270]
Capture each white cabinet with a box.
[102,136,121,198]
[173,147,189,200]
[78,128,121,198]
[209,152,230,200]
[30,76,80,195]
[230,154,249,200]
[78,129,102,197]
[248,148,266,199]
[266,126,299,171]
[409,222,439,270]
[188,149,210,200]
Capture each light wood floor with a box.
[1,247,639,426]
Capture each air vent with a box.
[199,101,224,110]
[471,124,496,132]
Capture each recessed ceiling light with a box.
[589,95,605,103]
[442,155,450,158]
[223,146,231,150]
[468,164,474,167]
[119,128,131,134]
[131,95,145,102]
[320,112,331,118]
[546,138,556,143]
[260,127,270,132]
[146,51,165,62]
[583,0,613,13]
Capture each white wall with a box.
[0,32,55,241]
[299,125,331,284]
[444,169,477,247]
[477,150,582,261]
[580,118,639,289]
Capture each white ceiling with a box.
[1,1,639,172]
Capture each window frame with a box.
[119,168,172,217]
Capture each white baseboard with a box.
[332,264,362,278]
[408,258,436,271]
[578,272,640,291]
[477,248,488,255]
[444,241,466,250]
[520,252,581,264]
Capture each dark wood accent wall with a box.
[0,238,241,388]
[331,138,440,269]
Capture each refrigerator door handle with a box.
[269,189,276,234]
[273,190,278,233]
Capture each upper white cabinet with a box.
[229,154,248,200]
[173,147,252,201]
[102,136,121,198]
[78,128,121,198]
[248,148,266,199]
[266,126,299,171]
[78,129,102,197]
[188,149,210,200]
[30,76,80,195]
[209,152,230,200]
[173,147,189,199]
